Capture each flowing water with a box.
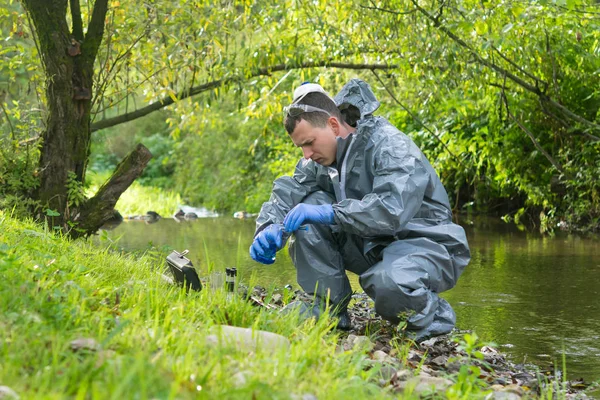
[98,216,600,384]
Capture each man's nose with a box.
[302,147,313,160]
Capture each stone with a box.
[419,365,438,377]
[271,294,283,306]
[70,338,100,352]
[391,369,412,383]
[446,360,462,373]
[407,350,422,362]
[501,384,525,396]
[429,355,448,367]
[94,350,116,368]
[291,394,317,400]
[395,376,453,394]
[372,350,389,362]
[377,365,398,381]
[419,337,442,347]
[372,350,397,365]
[489,392,522,400]
[352,335,373,351]
[232,371,247,387]
[0,386,19,399]
[208,325,290,354]
[342,334,357,351]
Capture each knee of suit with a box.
[361,268,431,322]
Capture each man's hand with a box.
[249,224,285,264]
[283,204,335,232]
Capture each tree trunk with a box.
[22,0,148,236]
[23,0,88,225]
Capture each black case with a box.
[165,250,202,292]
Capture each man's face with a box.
[290,119,339,166]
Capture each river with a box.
[98,215,600,386]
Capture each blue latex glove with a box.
[283,204,335,233]
[249,224,285,264]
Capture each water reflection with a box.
[97,216,600,383]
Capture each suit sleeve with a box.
[255,159,321,235]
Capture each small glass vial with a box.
[226,267,237,293]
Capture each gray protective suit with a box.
[255,79,470,340]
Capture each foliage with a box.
[358,0,600,233]
[1,0,599,234]
[66,171,86,208]
[89,110,176,188]
[176,0,600,232]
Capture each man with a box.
[249,79,470,341]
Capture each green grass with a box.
[86,171,182,217]
[0,212,575,399]
[0,212,392,399]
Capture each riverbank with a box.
[0,212,595,398]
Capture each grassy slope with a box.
[0,212,392,399]
[1,211,575,399]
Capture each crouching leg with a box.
[359,238,459,341]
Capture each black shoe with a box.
[282,300,352,330]
[336,310,352,331]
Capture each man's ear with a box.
[328,116,342,137]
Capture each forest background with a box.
[0,0,599,235]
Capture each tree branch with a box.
[553,4,600,16]
[82,0,108,67]
[91,23,150,112]
[69,0,84,41]
[361,0,416,15]
[407,0,600,132]
[371,70,466,169]
[492,45,546,87]
[90,61,396,132]
[501,91,566,175]
[542,96,600,132]
[75,143,152,237]
[0,101,16,143]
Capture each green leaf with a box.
[45,209,60,217]
[501,23,514,34]
[474,20,488,35]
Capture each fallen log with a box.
[73,143,152,238]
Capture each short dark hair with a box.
[284,92,343,134]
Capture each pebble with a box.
[429,355,448,367]
[377,365,398,381]
[94,350,116,368]
[208,325,290,354]
[271,294,283,306]
[232,371,247,387]
[391,369,412,383]
[372,350,397,365]
[0,386,19,399]
[70,338,101,352]
[395,376,453,394]
[353,336,372,348]
[291,394,317,400]
[489,392,522,400]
